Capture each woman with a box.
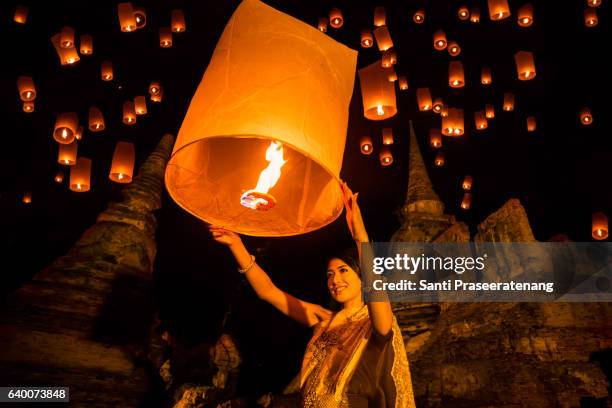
[210,182,415,407]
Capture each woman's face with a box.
[327,258,362,304]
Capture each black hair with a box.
[324,247,361,311]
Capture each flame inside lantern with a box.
[240,141,287,211]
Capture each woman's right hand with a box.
[209,225,242,247]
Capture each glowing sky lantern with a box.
[329,7,343,28]
[80,34,93,55]
[149,81,161,95]
[160,27,173,47]
[379,147,393,166]
[118,2,137,32]
[59,26,75,48]
[462,175,473,191]
[373,26,393,51]
[14,5,28,24]
[55,171,64,183]
[527,116,537,132]
[416,88,433,111]
[518,4,534,27]
[448,41,461,57]
[318,18,328,32]
[22,191,32,204]
[101,61,113,81]
[580,107,593,125]
[386,66,398,82]
[359,60,398,120]
[503,93,515,111]
[75,126,84,141]
[171,10,186,33]
[474,111,488,130]
[134,96,147,115]
[458,6,470,20]
[51,33,80,65]
[134,7,147,29]
[398,76,409,90]
[382,128,394,145]
[151,87,164,102]
[360,136,373,155]
[441,105,449,117]
[361,29,373,48]
[109,142,135,183]
[53,112,78,144]
[433,30,447,50]
[17,76,36,101]
[442,108,464,136]
[58,141,77,165]
[584,8,598,27]
[481,67,492,85]
[471,8,481,23]
[22,101,34,112]
[460,193,472,210]
[89,106,105,131]
[515,51,536,80]
[434,151,445,167]
[413,9,425,24]
[488,0,511,20]
[592,212,609,240]
[374,6,386,26]
[165,0,357,236]
[486,104,495,119]
[70,157,92,192]
[123,101,137,125]
[588,0,602,7]
[430,128,442,148]
[449,61,465,88]
[433,97,443,113]
[381,47,397,67]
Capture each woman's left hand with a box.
[340,181,369,243]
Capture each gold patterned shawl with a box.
[299,306,415,407]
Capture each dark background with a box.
[1,0,610,401]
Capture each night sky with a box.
[1,0,610,401]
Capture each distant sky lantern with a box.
[165,0,357,236]
[398,76,409,90]
[134,7,147,28]
[441,105,449,117]
[448,41,461,57]
[360,29,373,47]
[80,34,93,55]
[318,18,328,32]
[430,128,442,148]
[434,152,445,167]
[360,136,373,155]
[22,191,32,204]
[53,112,78,144]
[55,171,64,183]
[442,108,464,136]
[416,87,433,111]
[485,104,495,119]
[118,2,137,32]
[60,26,75,48]
[503,93,515,111]
[458,6,470,20]
[580,107,593,125]
[592,212,609,240]
[488,0,511,20]
[471,8,481,22]
[386,67,398,82]
[460,192,472,210]
[374,6,386,26]
[17,76,36,101]
[474,111,488,130]
[171,10,186,32]
[379,147,393,166]
[373,26,393,51]
[359,60,397,120]
[433,30,447,50]
[584,8,598,27]
[462,175,473,190]
[149,81,161,95]
[430,98,442,114]
[160,27,173,47]
[150,87,164,102]
[123,101,137,125]
[481,67,492,85]
[518,4,534,27]
[329,7,343,28]
[515,51,536,80]
[413,9,426,23]
[14,5,28,24]
[70,157,92,192]
[89,106,105,131]
[449,61,465,88]
[381,47,397,67]
[50,34,80,65]
[588,0,602,6]
[58,141,77,165]
[134,96,147,115]
[382,128,394,145]
[110,142,135,183]
[22,101,34,112]
[101,61,113,81]
[75,126,84,141]
[527,116,537,131]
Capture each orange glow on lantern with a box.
[580,108,593,125]
[240,141,287,210]
[434,151,445,167]
[527,116,536,131]
[53,112,78,144]
[58,141,77,165]
[433,30,447,50]
[381,47,397,67]
[518,4,534,27]
[118,2,137,32]
[471,8,481,22]
[481,67,492,85]
[448,41,461,57]
[151,87,164,102]
[14,5,28,24]
[60,26,75,48]
[51,34,80,65]
[359,60,397,120]
[70,157,91,192]
[588,0,602,6]
[172,10,186,32]
[430,129,442,148]
[329,8,343,28]
[318,18,328,32]
[485,104,495,119]
[22,101,34,112]
[149,81,161,95]
[441,105,449,117]
[134,96,147,115]
[134,7,147,29]
[488,0,511,20]
[101,61,113,81]
[442,108,464,136]
[110,141,135,183]
[382,128,394,145]
[373,26,393,51]
[585,8,598,27]
[361,29,373,47]
[474,111,488,130]
[22,191,32,204]
[413,9,425,23]
[386,67,398,82]
[592,212,609,240]
[80,34,93,55]
[17,76,36,101]
[374,6,386,26]
[89,106,105,131]
[458,6,470,20]
[503,93,515,111]
[462,175,473,191]
[460,192,472,210]
[160,27,173,47]
[379,147,393,166]
[55,171,64,183]
[416,88,433,111]
[515,51,536,80]
[449,61,465,88]
[360,136,373,155]
[398,76,409,90]
[123,101,137,125]
[433,97,443,113]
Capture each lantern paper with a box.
[89,106,105,131]
[458,6,470,20]
[414,9,425,24]
[475,111,488,130]
[329,8,343,28]
[580,108,593,125]
[361,29,373,47]
[482,67,492,85]
[461,193,472,209]
[135,96,147,115]
[165,0,357,237]
[449,61,465,88]
[373,26,393,51]
[172,10,186,32]
[585,9,598,27]
[360,136,373,155]
[70,157,91,192]
[14,5,28,24]
[471,8,481,23]
[53,112,78,144]
[515,51,536,80]
[488,0,511,20]
[101,61,113,81]
[435,152,445,166]
[382,128,393,145]
[160,27,173,47]
[379,147,393,166]
[433,30,447,50]
[430,129,442,148]
[17,76,36,101]
[592,212,609,240]
[374,7,386,26]
[527,116,537,131]
[318,18,328,32]
[118,3,137,32]
[110,141,135,183]
[518,4,534,27]
[60,26,75,48]
[123,101,137,124]
[462,175,473,190]
[22,101,34,112]
[442,108,464,136]
[503,93,515,111]
[398,76,408,90]
[80,34,93,55]
[58,142,77,165]
[359,60,397,120]
[134,7,147,28]
[416,88,433,111]
[51,34,80,65]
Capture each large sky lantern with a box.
[359,60,397,120]
[592,212,609,240]
[58,141,77,165]
[462,175,473,191]
[527,116,537,132]
[109,142,135,183]
[486,103,495,118]
[503,93,515,111]
[518,4,534,27]
[416,87,433,111]
[481,67,492,85]
[398,76,409,90]
[165,0,357,237]
[329,7,344,28]
[488,0,511,20]
[122,101,137,125]
[430,128,442,148]
[159,27,173,47]
[475,110,488,130]
[515,51,536,80]
[134,96,147,115]
[14,5,28,24]
[448,41,461,57]
[460,192,472,210]
[53,112,78,144]
[134,7,147,29]
[449,61,465,88]
[70,157,92,192]
[386,66,398,82]
[17,76,36,101]
[458,6,470,20]
[79,34,93,55]
[51,33,80,65]
[360,29,373,48]
[22,101,35,113]
[584,8,598,27]
[379,147,393,166]
[171,10,186,33]
[413,8,426,24]
[434,151,445,167]
[118,3,137,32]
[360,136,373,155]
[433,30,447,50]
[382,128,394,145]
[318,18,328,32]
[88,106,105,131]
[150,87,164,102]
[59,26,75,48]
[381,47,397,67]
[442,108,465,136]
[373,26,393,51]
[433,97,443,113]
[580,107,593,125]
[101,61,113,81]
[471,8,481,23]
[374,6,386,27]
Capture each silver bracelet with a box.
[238,254,256,274]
